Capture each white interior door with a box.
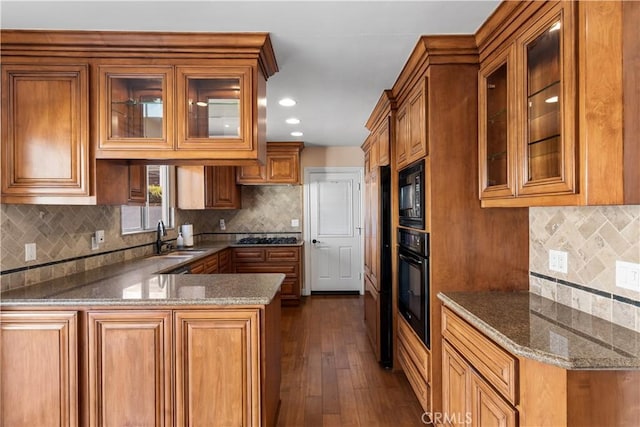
[305,168,363,294]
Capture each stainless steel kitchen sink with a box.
[148,250,206,260]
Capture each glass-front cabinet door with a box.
[176,66,253,151]
[517,4,576,196]
[478,46,515,199]
[98,66,174,150]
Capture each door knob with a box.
[312,239,319,244]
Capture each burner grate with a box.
[237,237,298,245]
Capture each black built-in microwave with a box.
[398,159,425,229]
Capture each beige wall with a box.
[529,205,640,332]
[301,146,364,173]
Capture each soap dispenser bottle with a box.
[176,231,184,249]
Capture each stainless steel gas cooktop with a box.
[236,237,298,245]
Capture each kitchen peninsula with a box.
[0,246,283,427]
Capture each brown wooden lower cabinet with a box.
[86,311,172,427]
[363,275,380,359]
[174,309,260,426]
[441,306,640,427]
[233,246,302,304]
[218,248,232,273]
[397,313,431,413]
[189,252,219,274]
[0,311,78,427]
[2,299,281,427]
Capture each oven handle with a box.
[399,252,423,265]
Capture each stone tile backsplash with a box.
[529,205,640,332]
[0,185,302,292]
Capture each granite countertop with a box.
[1,244,284,307]
[438,291,640,370]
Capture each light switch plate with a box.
[616,261,640,292]
[291,219,299,227]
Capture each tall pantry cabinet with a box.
[379,36,530,415]
[362,90,394,366]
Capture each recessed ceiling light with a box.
[290,131,303,137]
[279,98,296,107]
[286,117,300,125]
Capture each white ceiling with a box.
[1,0,500,147]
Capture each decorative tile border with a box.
[530,271,640,333]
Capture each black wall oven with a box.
[398,159,425,229]
[397,228,430,349]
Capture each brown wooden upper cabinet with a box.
[236,141,304,185]
[396,78,427,170]
[98,66,174,151]
[177,166,241,210]
[364,90,393,170]
[1,63,92,205]
[0,30,278,204]
[477,0,639,207]
[96,63,269,164]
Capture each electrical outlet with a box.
[549,249,568,274]
[25,243,36,261]
[95,230,105,244]
[291,219,299,227]
[219,219,226,231]
[616,261,640,292]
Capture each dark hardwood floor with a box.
[276,295,427,426]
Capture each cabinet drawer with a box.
[397,314,430,383]
[397,337,430,413]
[234,263,298,279]
[266,247,299,262]
[232,248,265,263]
[442,307,517,405]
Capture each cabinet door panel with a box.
[396,105,409,168]
[174,310,260,427]
[127,164,147,204]
[471,371,517,427]
[1,311,78,427]
[517,3,577,196]
[364,276,380,359]
[1,64,89,201]
[236,164,267,183]
[442,341,471,427]
[479,46,517,199]
[377,117,390,166]
[176,66,253,151]
[97,66,173,150]
[205,166,241,209]
[408,79,428,161]
[87,311,172,427]
[267,153,299,183]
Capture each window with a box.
[121,165,174,234]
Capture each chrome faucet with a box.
[156,220,167,254]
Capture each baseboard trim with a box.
[310,291,360,296]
